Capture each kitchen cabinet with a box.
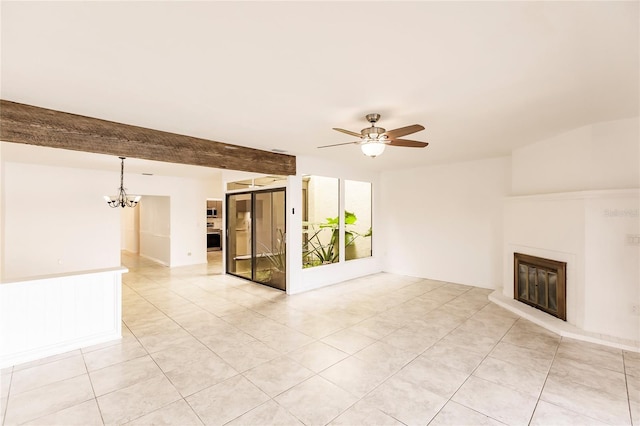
[207,200,222,217]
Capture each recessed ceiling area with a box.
[1,1,637,171]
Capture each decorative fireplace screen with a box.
[514,253,566,320]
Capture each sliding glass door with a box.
[226,189,286,290]
[226,193,252,280]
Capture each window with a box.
[302,176,339,268]
[344,180,372,260]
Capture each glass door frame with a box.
[225,192,253,281]
[225,187,287,290]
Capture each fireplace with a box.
[514,253,566,320]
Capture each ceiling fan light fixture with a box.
[362,126,385,140]
[320,113,427,154]
[361,140,386,157]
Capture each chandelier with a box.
[104,157,141,208]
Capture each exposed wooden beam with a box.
[0,100,296,176]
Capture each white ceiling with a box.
[1,1,638,173]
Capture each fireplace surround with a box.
[500,189,638,349]
[514,252,566,320]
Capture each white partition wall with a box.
[0,268,125,368]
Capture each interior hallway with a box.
[1,253,638,425]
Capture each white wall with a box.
[512,117,639,195]
[120,205,139,252]
[584,194,639,340]
[139,196,171,265]
[2,162,121,280]
[381,157,511,289]
[1,149,223,279]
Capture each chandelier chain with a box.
[104,157,140,208]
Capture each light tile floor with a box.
[1,252,638,425]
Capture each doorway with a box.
[206,198,223,273]
[120,196,171,266]
[226,188,286,290]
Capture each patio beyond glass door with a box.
[254,190,286,290]
[226,189,286,291]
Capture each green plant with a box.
[259,228,286,273]
[302,211,371,268]
[303,223,339,266]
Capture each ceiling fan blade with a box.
[333,128,362,138]
[317,141,361,149]
[384,124,425,139]
[388,139,429,148]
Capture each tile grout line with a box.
[420,296,499,412]
[428,308,523,425]
[623,353,634,425]
[322,289,499,425]
[80,349,106,426]
[3,354,97,425]
[233,278,450,425]
[529,336,629,426]
[126,269,301,424]
[525,334,561,425]
[119,278,210,426]
[318,280,461,425]
[102,282,169,425]
[1,368,13,426]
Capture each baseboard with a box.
[139,253,169,266]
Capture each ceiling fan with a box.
[318,113,428,158]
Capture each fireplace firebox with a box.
[514,253,566,320]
